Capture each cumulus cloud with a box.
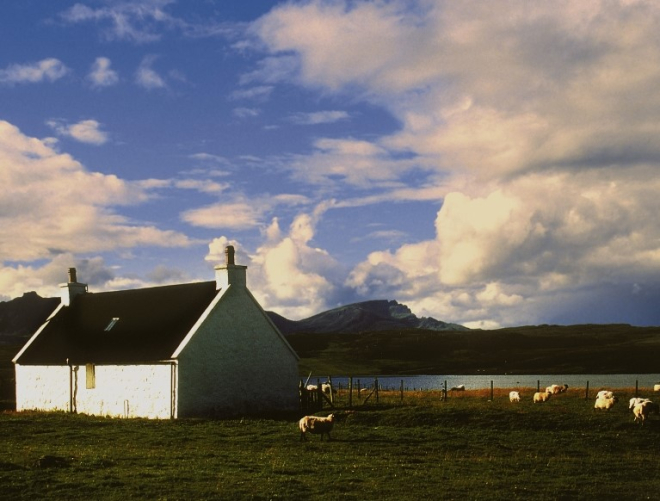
[0,120,192,265]
[205,209,348,319]
[88,57,119,87]
[0,58,68,85]
[46,119,109,145]
[246,0,660,327]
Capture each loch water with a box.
[324,374,660,392]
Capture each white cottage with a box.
[13,246,300,419]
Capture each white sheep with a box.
[321,382,336,395]
[629,397,652,409]
[533,391,551,403]
[594,395,618,410]
[654,384,660,392]
[306,384,318,392]
[450,384,466,392]
[633,401,660,425]
[596,390,614,400]
[299,413,335,441]
[546,384,569,395]
[509,391,521,403]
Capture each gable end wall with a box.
[176,285,299,417]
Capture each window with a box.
[104,317,120,332]
[86,363,96,389]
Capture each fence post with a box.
[585,381,589,400]
[537,380,540,392]
[375,377,379,404]
[357,379,361,400]
[299,379,305,411]
[490,380,494,401]
[349,377,353,409]
[444,380,447,402]
[317,379,323,410]
[328,375,334,404]
[400,379,404,403]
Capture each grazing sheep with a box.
[306,384,318,392]
[533,391,551,403]
[629,397,652,409]
[546,384,569,395]
[633,401,660,425]
[299,414,335,441]
[596,390,614,400]
[450,384,466,392]
[594,395,618,411]
[509,391,521,403]
[654,384,660,392]
[321,382,336,395]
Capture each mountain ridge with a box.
[267,299,468,334]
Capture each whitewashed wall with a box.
[75,364,174,419]
[176,285,299,417]
[15,365,70,412]
[15,363,174,419]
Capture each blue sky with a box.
[3,0,660,328]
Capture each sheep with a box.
[299,413,335,441]
[596,390,614,400]
[450,384,466,392]
[306,384,318,392]
[509,391,521,403]
[629,397,652,409]
[546,384,569,395]
[654,384,660,392]
[633,401,660,425]
[594,395,618,411]
[321,382,336,395]
[533,391,551,403]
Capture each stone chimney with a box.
[60,267,88,306]
[215,245,247,290]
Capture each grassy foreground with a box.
[2,388,660,500]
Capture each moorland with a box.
[2,387,660,500]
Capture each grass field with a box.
[2,387,660,500]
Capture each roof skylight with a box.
[104,317,120,332]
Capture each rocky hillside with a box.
[0,292,59,344]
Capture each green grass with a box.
[2,388,660,500]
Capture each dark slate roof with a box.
[15,281,218,365]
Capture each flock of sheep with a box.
[512,383,660,425]
[299,381,660,441]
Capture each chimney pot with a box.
[225,245,235,266]
[68,268,77,283]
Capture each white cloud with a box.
[247,0,660,326]
[0,58,68,84]
[233,107,261,118]
[88,57,119,87]
[182,202,262,230]
[46,119,109,145]
[60,0,231,43]
[135,55,167,89]
[230,85,274,101]
[287,110,350,125]
[0,120,192,265]
[61,1,174,43]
